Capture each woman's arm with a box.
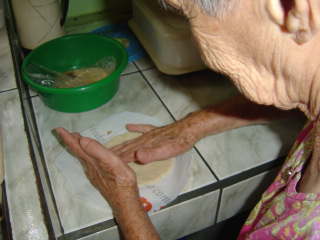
[111,94,303,163]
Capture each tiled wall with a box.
[64,0,132,33]
[67,0,131,18]
[68,0,108,17]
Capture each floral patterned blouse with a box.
[238,121,320,239]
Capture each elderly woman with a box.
[56,0,320,239]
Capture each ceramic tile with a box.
[0,91,48,240]
[197,120,303,179]
[181,148,216,193]
[79,190,220,240]
[0,27,16,92]
[144,69,305,179]
[217,168,280,222]
[122,61,138,75]
[151,190,219,239]
[144,69,238,119]
[32,72,215,233]
[134,55,155,71]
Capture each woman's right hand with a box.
[110,117,202,164]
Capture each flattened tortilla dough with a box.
[104,132,174,186]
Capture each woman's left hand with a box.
[54,127,140,212]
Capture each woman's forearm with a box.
[113,196,160,240]
[182,94,303,139]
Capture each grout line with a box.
[0,88,17,94]
[121,70,140,76]
[136,66,155,72]
[133,61,177,122]
[214,188,223,224]
[141,66,155,71]
[193,146,220,181]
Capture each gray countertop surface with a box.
[0,5,306,240]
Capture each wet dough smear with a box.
[104,132,174,186]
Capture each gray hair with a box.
[159,0,235,18]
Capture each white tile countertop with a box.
[0,8,49,240]
[1,2,306,240]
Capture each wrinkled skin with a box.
[55,127,160,240]
[55,128,138,208]
[167,0,320,117]
[111,122,199,164]
[55,0,320,239]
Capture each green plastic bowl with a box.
[22,34,128,113]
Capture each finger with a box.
[118,150,138,163]
[109,137,137,152]
[109,134,149,154]
[126,124,157,133]
[54,127,69,138]
[135,142,187,163]
[72,132,81,138]
[55,128,79,148]
[80,136,123,170]
[54,128,97,169]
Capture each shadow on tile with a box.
[180,210,250,240]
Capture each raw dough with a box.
[104,132,174,186]
[55,67,110,88]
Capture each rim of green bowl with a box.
[22,33,128,94]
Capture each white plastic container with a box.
[128,0,205,75]
[11,0,64,50]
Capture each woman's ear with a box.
[266,0,320,44]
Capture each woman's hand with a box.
[110,118,201,164]
[54,127,161,240]
[54,127,139,211]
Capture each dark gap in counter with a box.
[214,188,223,224]
[2,185,12,240]
[59,219,116,240]
[218,156,285,189]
